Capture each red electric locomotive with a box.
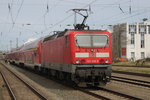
[41,29,112,86]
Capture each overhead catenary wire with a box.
[119,4,124,13]
[40,0,98,33]
[24,0,150,37]
[7,0,24,34]
[129,0,132,14]
[89,0,150,28]
[23,0,99,41]
[0,0,15,37]
[8,3,15,26]
[11,0,24,29]
[43,0,49,29]
[98,8,150,27]
[1,0,150,51]
[33,0,66,31]
[114,9,150,23]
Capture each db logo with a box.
[89,53,95,57]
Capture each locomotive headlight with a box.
[76,60,80,64]
[105,59,109,63]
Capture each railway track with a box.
[32,66,143,100]
[57,80,143,100]
[113,70,150,77]
[0,62,48,100]
[6,62,144,100]
[0,70,16,100]
[112,76,150,88]
[78,87,143,100]
[112,65,150,68]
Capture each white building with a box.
[113,22,150,61]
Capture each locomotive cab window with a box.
[75,34,108,47]
[65,35,69,47]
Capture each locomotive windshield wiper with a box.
[75,39,80,48]
[104,38,108,47]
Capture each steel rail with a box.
[97,87,143,100]
[112,76,150,84]
[76,87,111,100]
[112,76,150,88]
[112,65,150,68]
[47,76,112,100]
[0,70,17,100]
[8,63,113,100]
[113,70,150,77]
[5,62,143,100]
[112,78,150,88]
[1,63,48,100]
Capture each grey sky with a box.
[0,0,150,51]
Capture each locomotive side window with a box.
[65,36,69,47]
[75,34,108,47]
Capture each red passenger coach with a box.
[21,39,42,67]
[41,30,112,86]
[6,39,43,68]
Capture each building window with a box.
[141,33,145,48]
[139,25,146,34]
[129,25,136,34]
[148,25,150,34]
[131,52,135,61]
[131,33,134,45]
[141,52,145,59]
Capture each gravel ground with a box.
[89,89,127,100]
[0,64,44,100]
[3,62,100,100]
[2,62,150,100]
[111,73,150,100]
[104,80,150,100]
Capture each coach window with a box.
[34,51,37,56]
[65,36,69,47]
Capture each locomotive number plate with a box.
[87,60,98,63]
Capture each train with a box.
[5,9,112,86]
[5,29,112,86]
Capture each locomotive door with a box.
[63,35,70,63]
